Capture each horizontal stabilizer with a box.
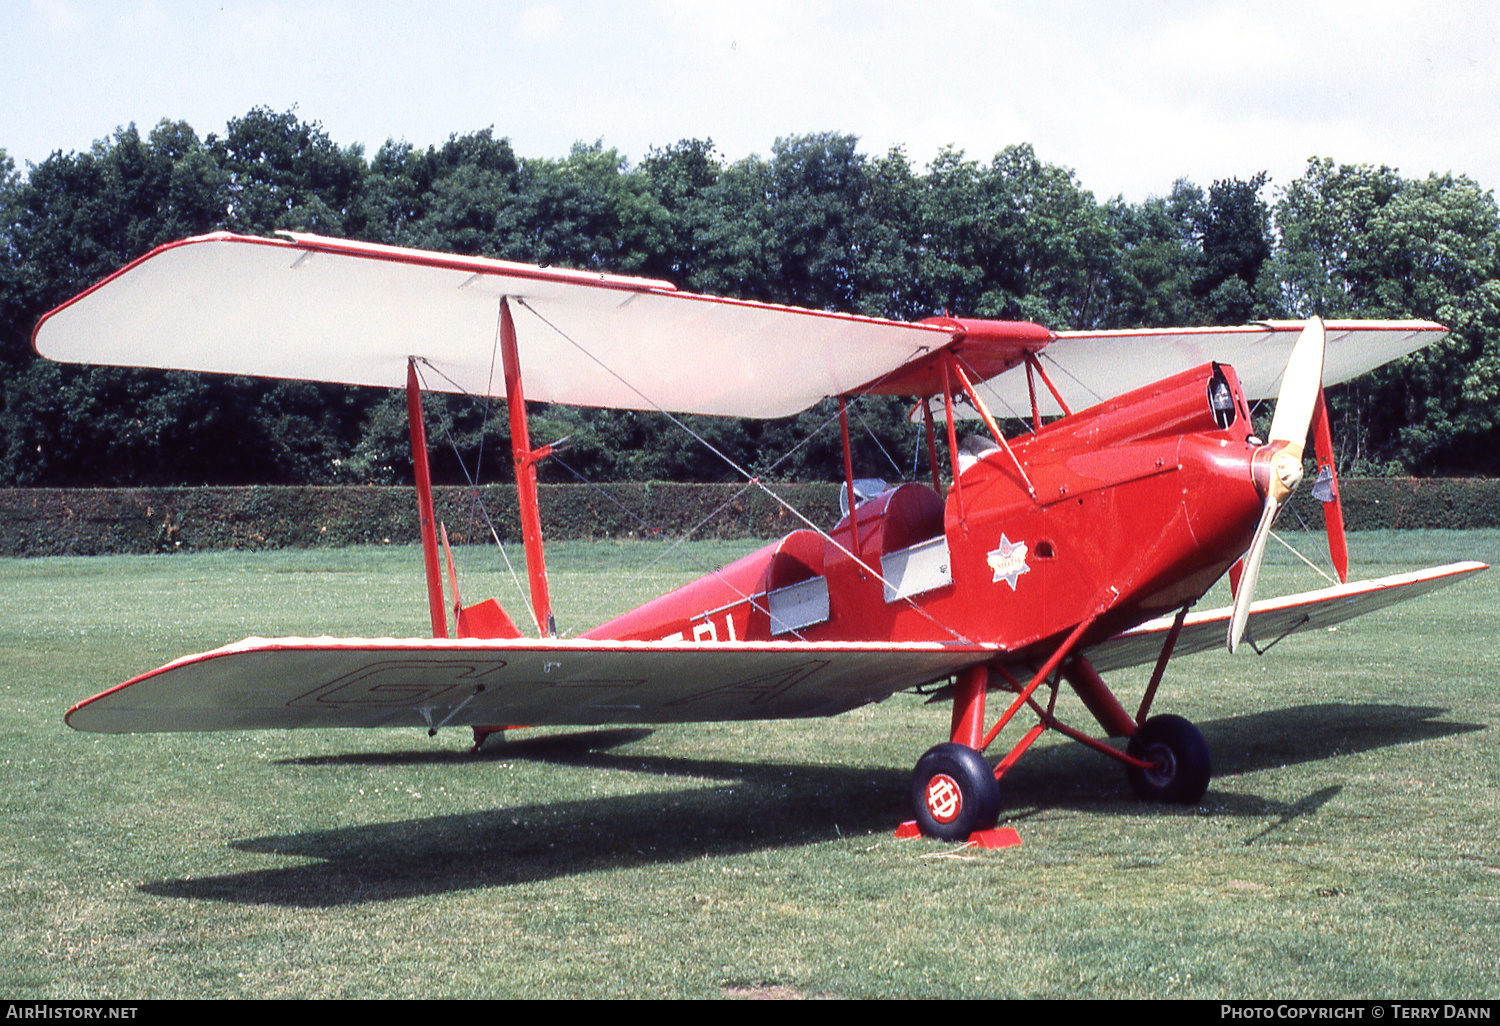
[457,598,523,640]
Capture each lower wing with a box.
[64,638,996,734]
[1083,561,1487,673]
[64,562,1485,734]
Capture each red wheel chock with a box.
[895,821,1021,849]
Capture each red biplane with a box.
[34,232,1486,843]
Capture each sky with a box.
[2,0,1498,203]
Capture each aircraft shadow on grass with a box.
[138,702,1483,908]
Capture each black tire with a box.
[1126,714,1211,804]
[910,742,1002,841]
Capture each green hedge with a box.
[0,479,1493,557]
[0,483,845,556]
[1284,478,1500,532]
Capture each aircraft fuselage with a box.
[586,362,1263,660]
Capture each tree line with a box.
[1,107,1496,488]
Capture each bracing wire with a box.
[511,297,977,646]
[416,339,831,641]
[1277,501,1339,584]
[462,300,505,562]
[1038,350,1106,409]
[550,474,776,637]
[550,393,918,637]
[954,351,1036,433]
[849,401,908,479]
[1269,527,1338,584]
[411,359,533,625]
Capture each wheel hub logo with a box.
[925,773,963,823]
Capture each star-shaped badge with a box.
[986,534,1030,591]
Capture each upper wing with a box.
[32,232,951,420]
[33,233,1445,421]
[1083,561,1487,674]
[957,321,1447,420]
[64,637,995,734]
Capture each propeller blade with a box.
[1229,317,1329,653]
[1268,316,1326,450]
[1228,496,1278,653]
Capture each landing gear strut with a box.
[903,608,1214,841]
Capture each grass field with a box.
[1,531,1496,999]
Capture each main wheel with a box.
[910,742,1002,841]
[1126,714,1211,804]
